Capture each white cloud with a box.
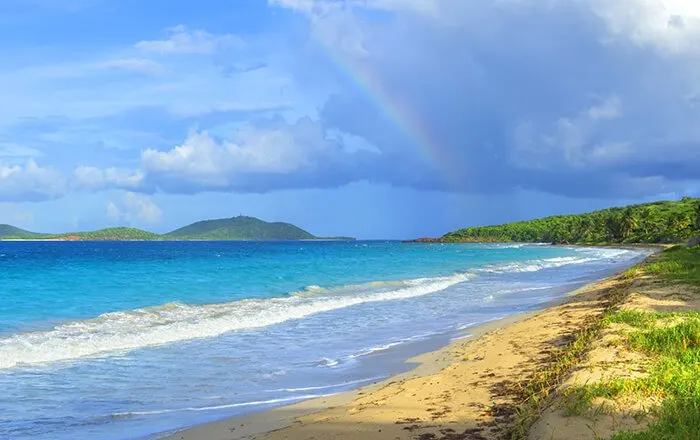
[135,25,240,55]
[97,58,166,76]
[587,96,621,120]
[0,160,66,202]
[106,192,162,224]
[60,116,380,195]
[593,0,700,55]
[4,0,700,202]
[73,166,144,190]
[141,120,333,187]
[367,0,440,15]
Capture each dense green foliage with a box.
[443,197,700,244]
[165,215,316,240]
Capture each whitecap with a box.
[0,272,474,369]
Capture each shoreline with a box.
[159,313,532,440]
[160,253,652,440]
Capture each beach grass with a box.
[517,245,700,439]
[562,245,700,439]
[644,245,700,284]
[562,311,700,440]
[508,319,608,438]
[506,276,635,439]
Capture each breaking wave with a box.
[0,273,473,369]
[0,248,634,369]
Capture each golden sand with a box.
[164,266,663,440]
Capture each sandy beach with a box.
[161,250,684,440]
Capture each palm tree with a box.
[638,207,652,240]
[620,208,638,240]
[605,212,625,242]
[666,212,690,241]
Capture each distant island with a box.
[0,216,355,241]
[412,197,700,245]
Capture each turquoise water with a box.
[0,241,648,439]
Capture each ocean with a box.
[0,241,649,440]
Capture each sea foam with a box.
[0,272,473,369]
[0,249,635,370]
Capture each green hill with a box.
[437,197,700,245]
[64,227,160,240]
[0,216,352,241]
[165,216,316,240]
[0,226,159,240]
[0,224,44,239]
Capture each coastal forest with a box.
[442,197,700,244]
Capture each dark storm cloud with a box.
[308,0,700,198]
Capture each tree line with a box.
[442,197,700,244]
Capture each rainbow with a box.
[312,39,459,187]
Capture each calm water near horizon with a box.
[0,241,650,440]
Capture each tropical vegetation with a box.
[442,197,700,244]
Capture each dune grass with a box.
[644,245,700,285]
[507,317,609,438]
[505,276,635,439]
[495,246,699,438]
[563,311,700,440]
[557,246,700,439]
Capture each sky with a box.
[1,0,699,239]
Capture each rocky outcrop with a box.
[407,237,445,243]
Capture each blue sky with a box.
[1,0,699,239]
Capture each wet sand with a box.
[161,266,641,440]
